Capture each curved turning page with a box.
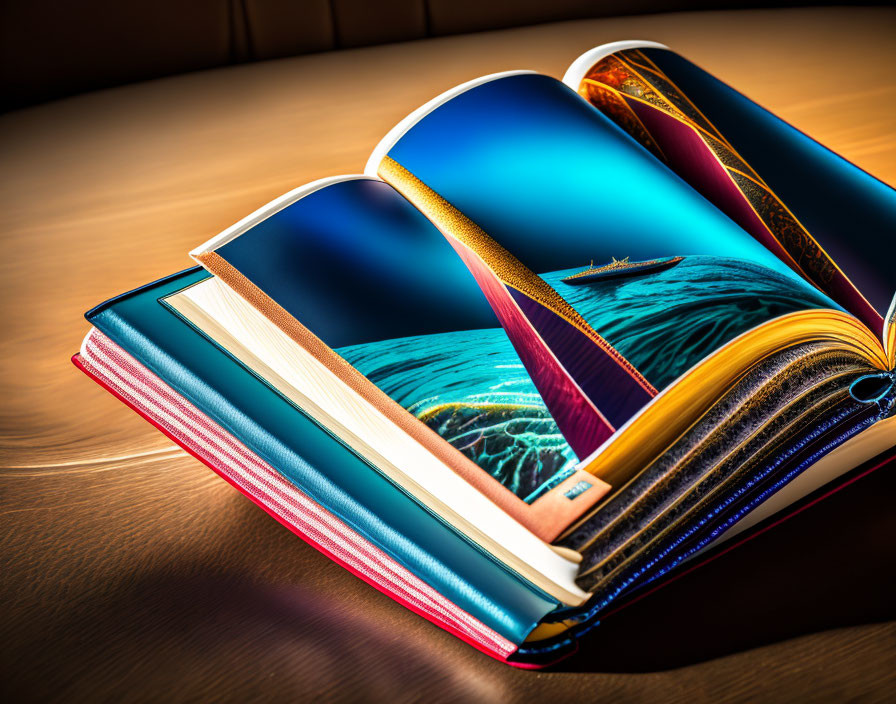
[568,43,894,329]
[191,176,611,554]
[367,71,876,471]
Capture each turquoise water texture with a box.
[336,256,838,501]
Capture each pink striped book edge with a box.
[73,328,525,664]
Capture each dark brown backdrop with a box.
[1,1,889,111]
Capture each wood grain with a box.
[2,7,895,702]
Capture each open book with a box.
[75,41,896,666]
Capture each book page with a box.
[566,44,893,331]
[192,79,844,542]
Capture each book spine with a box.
[82,267,560,646]
[74,329,518,662]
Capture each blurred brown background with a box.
[2,3,896,702]
[1,0,891,111]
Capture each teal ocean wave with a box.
[336,256,838,501]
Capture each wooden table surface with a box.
[2,6,895,702]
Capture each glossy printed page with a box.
[572,46,894,330]
[374,73,801,279]
[372,72,840,455]
[194,149,837,543]
[194,177,612,540]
